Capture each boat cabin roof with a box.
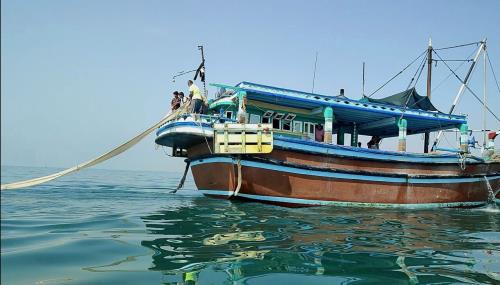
[222,81,466,137]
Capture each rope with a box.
[431,48,477,93]
[458,152,467,170]
[1,103,191,190]
[433,50,500,122]
[432,59,473,62]
[406,54,427,90]
[233,158,243,197]
[170,161,191,194]
[483,176,495,204]
[194,115,213,154]
[486,51,500,99]
[434,41,482,51]
[368,50,427,98]
[195,99,236,155]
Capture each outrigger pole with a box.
[430,39,486,151]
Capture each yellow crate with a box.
[214,123,273,154]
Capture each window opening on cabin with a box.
[225,111,233,119]
[282,114,295,131]
[274,113,285,120]
[293,121,303,132]
[272,118,281,129]
[273,113,285,130]
[282,120,291,131]
[262,111,274,124]
[249,113,261,124]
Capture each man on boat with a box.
[188,80,204,114]
[468,130,478,149]
[315,124,324,142]
[367,136,381,149]
[179,91,187,104]
[171,91,181,111]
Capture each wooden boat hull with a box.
[187,138,500,208]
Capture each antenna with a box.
[362,62,366,97]
[483,43,487,149]
[311,51,318,93]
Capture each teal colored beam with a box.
[209,83,244,92]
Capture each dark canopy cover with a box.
[361,88,440,112]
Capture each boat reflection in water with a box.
[140,197,499,284]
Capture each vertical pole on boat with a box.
[351,123,359,147]
[482,44,487,149]
[337,127,345,145]
[430,40,486,151]
[424,38,432,153]
[198,45,207,97]
[460,123,469,153]
[312,51,318,93]
[323,107,333,143]
[398,118,407,152]
[362,62,366,97]
[237,91,247,123]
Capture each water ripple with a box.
[1,166,499,285]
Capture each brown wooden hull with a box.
[188,144,500,208]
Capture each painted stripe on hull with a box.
[191,157,500,185]
[198,189,486,209]
[156,125,213,138]
[273,137,478,164]
[156,121,212,136]
[155,121,485,165]
[199,190,234,196]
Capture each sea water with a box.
[1,166,499,285]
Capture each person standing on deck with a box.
[468,130,478,149]
[367,136,381,149]
[315,124,324,142]
[171,91,181,111]
[188,80,204,114]
[178,91,187,105]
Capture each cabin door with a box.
[304,122,315,140]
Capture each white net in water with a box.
[1,105,189,190]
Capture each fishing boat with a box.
[157,41,500,208]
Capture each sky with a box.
[2,0,500,172]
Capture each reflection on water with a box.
[141,197,500,285]
[1,166,499,285]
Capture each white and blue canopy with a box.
[231,82,466,137]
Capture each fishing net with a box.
[1,104,190,190]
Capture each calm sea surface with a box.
[1,166,499,285]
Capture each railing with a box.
[158,112,236,129]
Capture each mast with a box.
[362,62,366,97]
[483,44,487,149]
[311,51,318,93]
[424,38,432,153]
[430,40,486,151]
[198,45,207,97]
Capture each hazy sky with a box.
[2,0,500,172]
